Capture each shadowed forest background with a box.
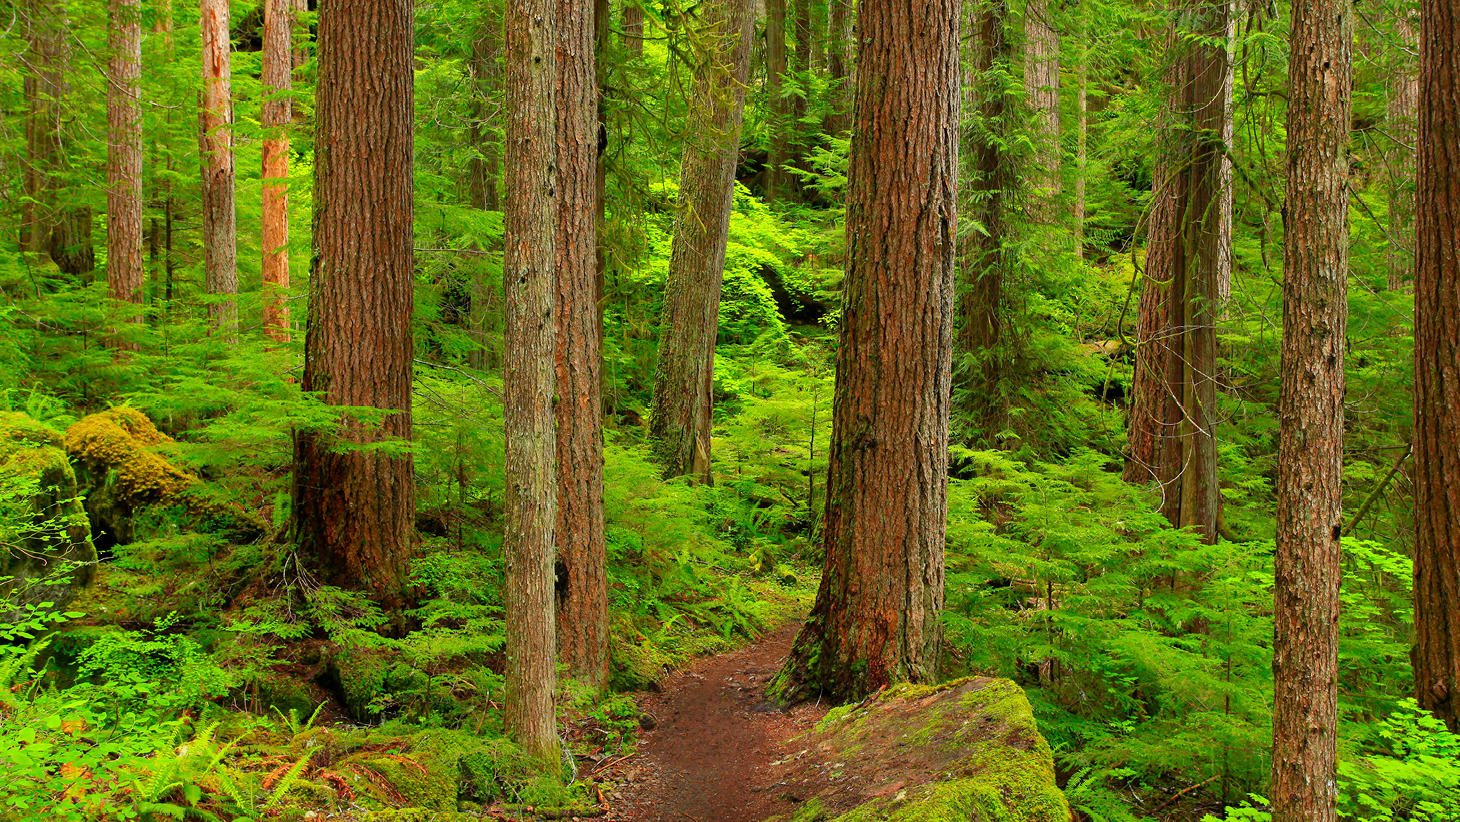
[0,0,1455,819]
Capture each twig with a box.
[1344,441,1412,537]
[1151,773,1220,814]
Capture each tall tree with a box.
[107,0,143,327]
[622,3,645,55]
[824,0,854,136]
[555,0,609,694]
[1385,9,1419,292]
[1023,0,1061,208]
[504,0,561,762]
[1122,0,1232,544]
[646,0,754,482]
[773,0,958,703]
[765,0,794,201]
[292,0,416,614]
[1270,0,1351,816]
[1411,0,1460,733]
[261,0,294,344]
[200,0,237,331]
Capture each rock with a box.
[773,678,1070,822]
[0,412,97,610]
[63,407,198,547]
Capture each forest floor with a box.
[597,621,832,822]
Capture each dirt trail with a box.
[600,622,830,822]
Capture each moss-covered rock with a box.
[770,677,1070,822]
[64,407,198,546]
[0,411,97,609]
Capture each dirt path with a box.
[599,622,830,822]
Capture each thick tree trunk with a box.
[21,0,62,259]
[774,0,958,704]
[200,0,237,333]
[504,0,561,763]
[622,3,644,55]
[1122,0,1230,545]
[825,0,854,136]
[1023,0,1061,209]
[107,0,143,327]
[466,13,504,373]
[1412,0,1460,733]
[1386,11,1419,292]
[293,0,416,616]
[1270,0,1350,816]
[958,0,1015,443]
[646,0,754,483]
[765,0,794,202]
[555,0,608,695]
[261,0,293,344]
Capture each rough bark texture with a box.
[293,0,416,616]
[774,0,958,704]
[1270,0,1351,816]
[107,0,143,320]
[646,0,754,483]
[200,0,237,332]
[958,0,1015,443]
[1023,0,1061,207]
[622,3,645,55]
[21,0,62,259]
[1386,11,1419,292]
[555,0,609,695]
[1074,32,1087,254]
[825,0,854,136]
[1412,0,1460,733]
[261,0,293,344]
[1122,0,1232,545]
[765,0,794,202]
[504,0,560,762]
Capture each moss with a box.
[65,407,197,508]
[332,647,394,720]
[0,412,96,609]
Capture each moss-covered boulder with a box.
[64,407,197,546]
[771,678,1070,822]
[0,412,97,609]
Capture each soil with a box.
[597,621,832,822]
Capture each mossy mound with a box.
[64,407,198,545]
[771,677,1070,822]
[0,411,97,608]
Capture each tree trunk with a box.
[262,0,293,345]
[1386,10,1419,292]
[1073,30,1086,254]
[107,0,143,330]
[555,0,608,695]
[293,0,416,616]
[765,0,793,202]
[646,0,754,483]
[1411,0,1460,733]
[958,0,1015,443]
[200,0,237,334]
[825,0,853,136]
[1023,0,1061,209]
[1122,0,1231,545]
[773,0,958,704]
[504,0,561,763]
[1270,0,1351,815]
[21,0,62,259]
[622,3,644,55]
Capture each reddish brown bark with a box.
[1024,0,1060,208]
[107,0,143,327]
[261,0,293,345]
[1412,0,1460,733]
[1270,0,1351,816]
[774,0,958,704]
[622,3,644,55]
[647,0,754,483]
[555,0,608,694]
[200,0,237,332]
[765,0,794,202]
[504,0,561,762]
[1387,11,1419,292]
[293,0,416,615]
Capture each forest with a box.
[0,0,1456,818]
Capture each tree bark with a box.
[200,0,237,334]
[1023,0,1061,209]
[1122,0,1231,545]
[1270,0,1351,816]
[765,0,794,202]
[646,0,754,483]
[622,3,644,55]
[1386,10,1419,292]
[107,0,143,329]
[21,0,62,259]
[824,0,854,137]
[1412,0,1460,733]
[504,0,561,763]
[293,0,416,616]
[555,0,609,695]
[774,0,958,704]
[262,0,293,345]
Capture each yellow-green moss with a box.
[64,407,197,507]
[0,412,96,607]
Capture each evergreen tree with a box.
[199,0,236,333]
[106,0,143,332]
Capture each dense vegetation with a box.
[0,0,1450,819]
